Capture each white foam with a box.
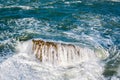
[0,5,33,10]
[0,40,108,80]
[110,0,120,2]
[64,1,82,5]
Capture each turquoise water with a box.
[0,0,120,80]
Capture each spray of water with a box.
[0,40,109,80]
[32,39,109,66]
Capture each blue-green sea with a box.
[0,0,120,80]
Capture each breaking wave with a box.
[0,0,120,80]
[0,40,108,80]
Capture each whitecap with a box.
[0,40,107,80]
[0,5,33,10]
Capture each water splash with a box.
[0,0,119,79]
[32,39,109,66]
[0,40,107,80]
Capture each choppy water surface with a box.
[0,0,120,80]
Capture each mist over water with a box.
[0,0,120,80]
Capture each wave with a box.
[0,40,108,80]
[0,1,119,79]
[32,39,109,65]
[0,5,33,10]
[109,0,120,2]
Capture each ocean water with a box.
[0,0,120,80]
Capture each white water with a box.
[33,40,108,66]
[0,5,33,10]
[0,40,109,80]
